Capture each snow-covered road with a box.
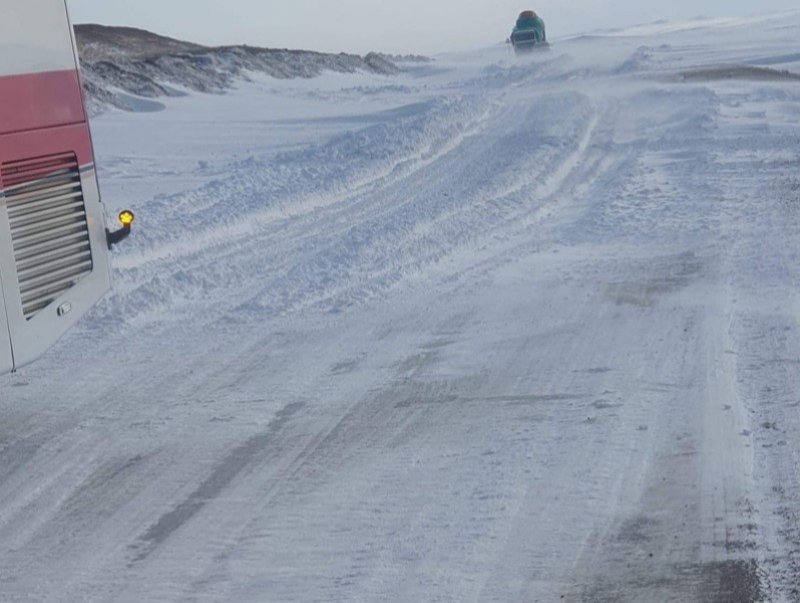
[3,13,800,601]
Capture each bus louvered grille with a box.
[1,153,93,319]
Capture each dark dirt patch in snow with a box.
[482,393,588,405]
[606,252,703,307]
[580,559,764,602]
[678,65,800,83]
[699,559,764,602]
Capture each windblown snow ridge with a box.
[75,24,413,114]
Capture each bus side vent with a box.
[1,153,93,319]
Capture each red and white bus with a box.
[0,0,131,375]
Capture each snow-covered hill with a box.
[3,11,800,602]
[75,24,410,114]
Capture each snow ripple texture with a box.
[2,12,800,602]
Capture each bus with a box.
[0,0,131,375]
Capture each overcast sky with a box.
[68,0,798,54]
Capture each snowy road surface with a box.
[3,13,800,602]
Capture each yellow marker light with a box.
[118,210,135,227]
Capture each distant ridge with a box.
[75,24,205,60]
[74,24,412,114]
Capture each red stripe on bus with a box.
[0,70,86,136]
[0,123,94,189]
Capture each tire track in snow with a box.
[95,92,599,333]
[5,24,800,601]
[128,401,305,564]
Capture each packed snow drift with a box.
[2,11,800,602]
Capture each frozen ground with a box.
[3,11,800,602]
